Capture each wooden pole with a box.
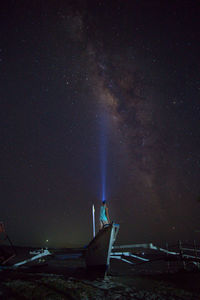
[92,204,95,238]
[166,242,170,273]
[178,240,185,270]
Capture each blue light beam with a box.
[100,115,107,202]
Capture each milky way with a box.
[76,1,200,242]
[1,1,200,246]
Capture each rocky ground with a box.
[0,248,200,299]
[0,268,200,299]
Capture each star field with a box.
[0,0,200,247]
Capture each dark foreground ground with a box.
[0,248,200,299]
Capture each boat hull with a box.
[85,223,119,276]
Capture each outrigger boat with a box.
[85,222,119,276]
[1,215,200,276]
[0,220,120,278]
[0,222,51,271]
[110,241,200,272]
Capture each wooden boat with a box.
[1,219,120,276]
[85,223,119,276]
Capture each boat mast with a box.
[92,204,96,238]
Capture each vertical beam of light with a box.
[100,114,107,202]
[101,138,106,201]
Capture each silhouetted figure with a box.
[99,201,110,230]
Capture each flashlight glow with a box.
[100,115,107,202]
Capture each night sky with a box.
[1,0,200,247]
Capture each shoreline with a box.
[1,255,200,299]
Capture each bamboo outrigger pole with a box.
[92,204,95,238]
